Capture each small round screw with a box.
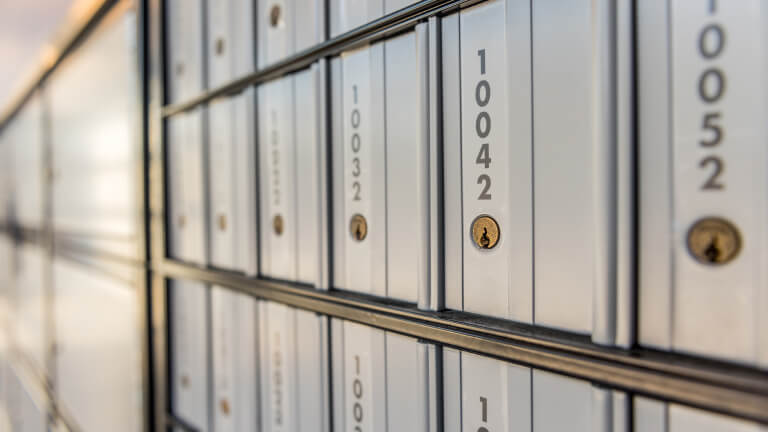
[471,215,499,250]
[273,214,284,236]
[349,214,368,242]
[687,217,741,265]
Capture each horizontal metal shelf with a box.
[161,0,476,117]
[158,258,768,424]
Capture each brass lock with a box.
[177,214,187,228]
[687,217,741,265]
[270,4,282,27]
[217,213,227,231]
[349,214,368,241]
[273,214,284,236]
[180,374,190,388]
[215,37,225,56]
[471,215,499,250]
[219,398,230,416]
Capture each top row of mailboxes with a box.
[164,0,767,370]
[165,0,426,102]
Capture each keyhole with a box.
[471,215,499,250]
[349,214,367,241]
[686,217,741,265]
[480,227,490,248]
[704,234,720,262]
[220,398,230,416]
[270,4,281,27]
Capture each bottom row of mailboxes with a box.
[169,280,766,432]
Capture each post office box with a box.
[165,0,205,103]
[332,24,438,305]
[206,0,255,89]
[259,63,328,287]
[211,286,258,432]
[166,1,207,267]
[444,348,628,432]
[169,279,210,431]
[259,76,296,281]
[384,26,438,306]
[329,0,382,38]
[443,348,530,432]
[329,0,420,37]
[444,0,632,345]
[258,0,325,68]
[207,90,258,275]
[634,397,768,432]
[331,319,437,432]
[259,301,329,431]
[533,370,627,432]
[167,109,208,266]
[294,63,330,288]
[331,45,386,298]
[531,0,634,346]
[638,0,768,367]
[441,0,533,323]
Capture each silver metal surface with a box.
[2,0,768,429]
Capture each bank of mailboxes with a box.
[170,280,330,431]
[168,0,326,77]
[169,302,767,431]
[166,0,768,374]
